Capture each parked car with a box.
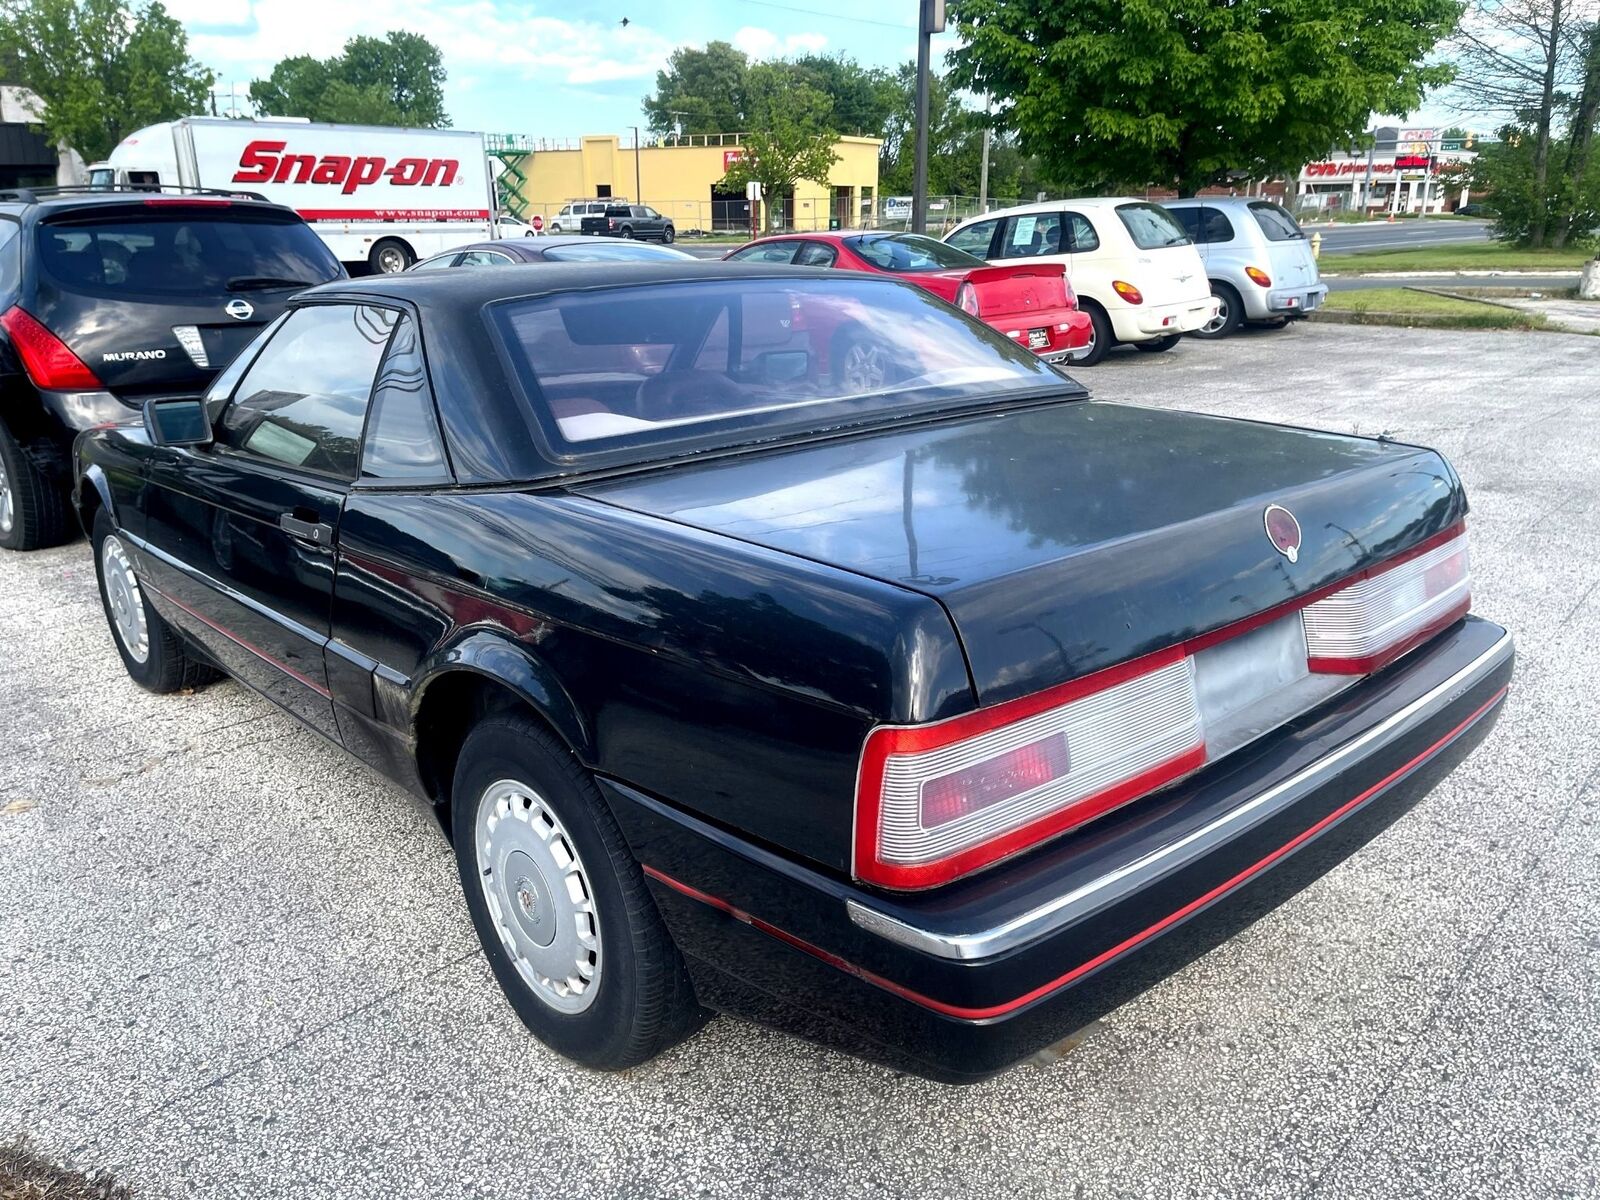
[580,204,675,242]
[495,214,538,238]
[1456,202,1488,217]
[410,235,696,271]
[944,198,1218,365]
[725,230,1093,364]
[1163,198,1328,338]
[549,200,614,234]
[75,263,1512,1083]
[0,185,343,551]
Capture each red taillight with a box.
[1302,529,1470,674]
[956,281,980,317]
[0,306,102,390]
[855,647,1205,889]
[1112,280,1144,305]
[608,219,617,229]
[1063,275,1078,308]
[1245,266,1272,288]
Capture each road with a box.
[1309,217,1494,254]
[2,322,1597,1199]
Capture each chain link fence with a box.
[515,194,1037,237]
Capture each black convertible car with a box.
[74,262,1513,1083]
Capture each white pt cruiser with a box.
[945,197,1218,365]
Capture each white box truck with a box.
[89,117,497,273]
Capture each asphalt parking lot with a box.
[2,321,1597,1199]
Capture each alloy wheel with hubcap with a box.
[100,534,150,664]
[838,339,889,391]
[475,777,602,1013]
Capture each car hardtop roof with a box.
[1163,196,1285,210]
[295,259,848,306]
[742,229,944,245]
[951,196,1149,226]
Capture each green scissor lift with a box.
[485,133,532,219]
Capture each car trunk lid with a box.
[579,401,1465,707]
[958,263,1072,318]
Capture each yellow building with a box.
[501,133,881,235]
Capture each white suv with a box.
[945,198,1217,364]
[550,200,612,234]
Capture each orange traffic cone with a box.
[1386,211,1395,223]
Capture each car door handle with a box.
[279,512,333,547]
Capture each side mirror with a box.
[752,349,811,385]
[143,396,213,448]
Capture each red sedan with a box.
[725,231,1093,363]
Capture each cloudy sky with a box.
[167,0,962,135]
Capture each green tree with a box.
[249,31,448,127]
[719,67,840,227]
[644,40,750,134]
[0,0,212,162]
[787,53,895,136]
[949,0,1460,196]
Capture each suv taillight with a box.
[0,306,102,390]
[956,281,980,317]
[855,523,1472,889]
[1302,527,1469,674]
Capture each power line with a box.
[734,0,916,31]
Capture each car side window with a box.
[411,253,459,271]
[1063,212,1099,253]
[728,242,800,264]
[998,213,1064,258]
[361,314,449,482]
[793,241,838,267]
[1200,208,1236,243]
[643,207,662,220]
[946,218,998,258]
[218,304,396,481]
[1170,208,1203,241]
[457,250,510,267]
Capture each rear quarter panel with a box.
[331,489,976,873]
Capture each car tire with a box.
[620,226,635,240]
[0,423,72,552]
[1073,301,1114,367]
[92,508,220,693]
[1193,282,1242,339]
[662,226,675,244]
[451,712,708,1071]
[550,223,562,234]
[1135,334,1182,353]
[368,238,415,274]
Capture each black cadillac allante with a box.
[73,262,1513,1083]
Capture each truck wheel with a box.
[620,226,635,240]
[92,509,219,692]
[1194,282,1242,339]
[0,423,72,551]
[1135,334,1182,353]
[369,239,414,274]
[662,226,675,244]
[550,223,562,234]
[452,712,708,1070]
[1073,301,1114,367]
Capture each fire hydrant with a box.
[1311,231,1323,260]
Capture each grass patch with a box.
[1320,242,1593,272]
[0,1134,132,1199]
[1316,287,1548,330]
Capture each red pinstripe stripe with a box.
[144,582,332,699]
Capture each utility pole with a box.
[912,0,945,234]
[978,96,991,212]
[631,126,643,204]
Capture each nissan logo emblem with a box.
[224,298,254,320]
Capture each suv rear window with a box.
[1115,202,1191,250]
[1249,201,1306,241]
[37,210,341,297]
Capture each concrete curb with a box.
[1319,269,1585,279]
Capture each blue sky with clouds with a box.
[169,0,963,135]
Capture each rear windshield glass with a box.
[1249,201,1306,241]
[491,276,1060,457]
[845,233,985,272]
[1115,202,1191,250]
[36,212,342,297]
[542,242,692,263]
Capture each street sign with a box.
[745,181,763,203]
[530,214,543,232]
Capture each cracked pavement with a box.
[1,322,1597,1198]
